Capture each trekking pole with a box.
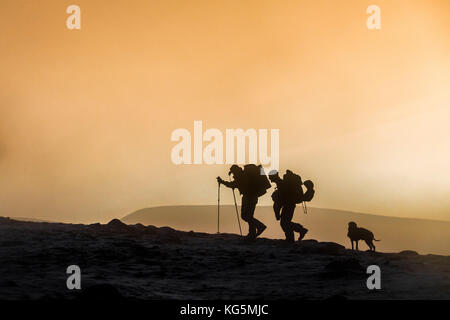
[230,179,243,236]
[302,201,308,214]
[232,189,243,236]
[217,181,220,233]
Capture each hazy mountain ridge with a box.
[123,206,450,255]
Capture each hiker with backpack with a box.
[269,170,314,243]
[217,164,271,239]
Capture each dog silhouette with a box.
[347,221,380,252]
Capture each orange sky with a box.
[0,0,449,223]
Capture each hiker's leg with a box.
[273,201,282,220]
[248,197,266,236]
[280,205,295,242]
[241,196,256,236]
[254,218,265,230]
[254,217,266,237]
[291,221,308,239]
[289,204,303,233]
[248,197,265,236]
[291,222,303,232]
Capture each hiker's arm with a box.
[217,177,237,189]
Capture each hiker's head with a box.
[228,165,243,177]
[268,170,280,182]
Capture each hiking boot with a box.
[298,228,308,241]
[245,233,257,240]
[255,225,267,238]
[284,236,295,243]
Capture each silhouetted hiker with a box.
[217,164,270,239]
[347,222,380,251]
[269,170,309,243]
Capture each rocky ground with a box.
[0,217,448,300]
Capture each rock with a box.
[399,250,419,256]
[133,223,146,229]
[316,242,346,255]
[107,219,127,228]
[299,241,345,255]
[130,223,151,235]
[158,226,177,234]
[105,219,131,232]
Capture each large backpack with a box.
[300,179,315,214]
[283,170,304,203]
[302,180,315,202]
[243,164,271,197]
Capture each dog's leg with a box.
[351,240,354,250]
[356,241,359,251]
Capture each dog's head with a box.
[348,221,357,230]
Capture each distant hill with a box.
[8,217,53,223]
[123,205,450,255]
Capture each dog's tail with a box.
[374,238,381,242]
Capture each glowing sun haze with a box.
[0,0,449,223]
